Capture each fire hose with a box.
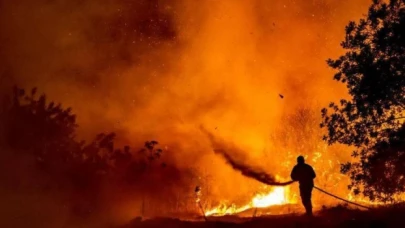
[313,185,372,210]
[263,181,372,209]
[272,181,372,210]
[196,184,372,221]
[249,185,372,220]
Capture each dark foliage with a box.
[0,86,164,214]
[321,0,405,201]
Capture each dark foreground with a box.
[120,205,405,228]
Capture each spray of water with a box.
[202,127,294,186]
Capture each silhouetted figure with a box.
[290,156,316,216]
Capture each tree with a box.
[321,0,405,202]
[0,86,167,216]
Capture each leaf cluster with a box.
[321,0,405,201]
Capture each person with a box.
[290,155,316,216]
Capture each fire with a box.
[205,185,295,217]
[202,137,388,218]
[252,187,291,208]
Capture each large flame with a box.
[252,187,291,208]
[205,185,294,217]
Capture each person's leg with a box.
[305,188,313,216]
[300,188,312,216]
[308,187,312,215]
[299,188,308,214]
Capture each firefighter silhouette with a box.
[291,155,316,216]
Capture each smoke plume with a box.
[215,148,295,186]
[202,127,294,186]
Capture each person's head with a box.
[297,156,305,164]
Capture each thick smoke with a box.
[0,0,373,226]
[0,0,372,140]
[214,149,294,186]
[202,127,294,186]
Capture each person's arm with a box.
[290,166,298,181]
[311,166,316,179]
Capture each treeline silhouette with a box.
[321,0,405,202]
[0,86,185,218]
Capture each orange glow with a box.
[252,187,291,208]
[1,0,388,220]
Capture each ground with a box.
[120,205,405,228]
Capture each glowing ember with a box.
[204,204,251,217]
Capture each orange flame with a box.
[205,185,295,216]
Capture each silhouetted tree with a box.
[0,86,167,216]
[3,87,78,172]
[321,0,405,201]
